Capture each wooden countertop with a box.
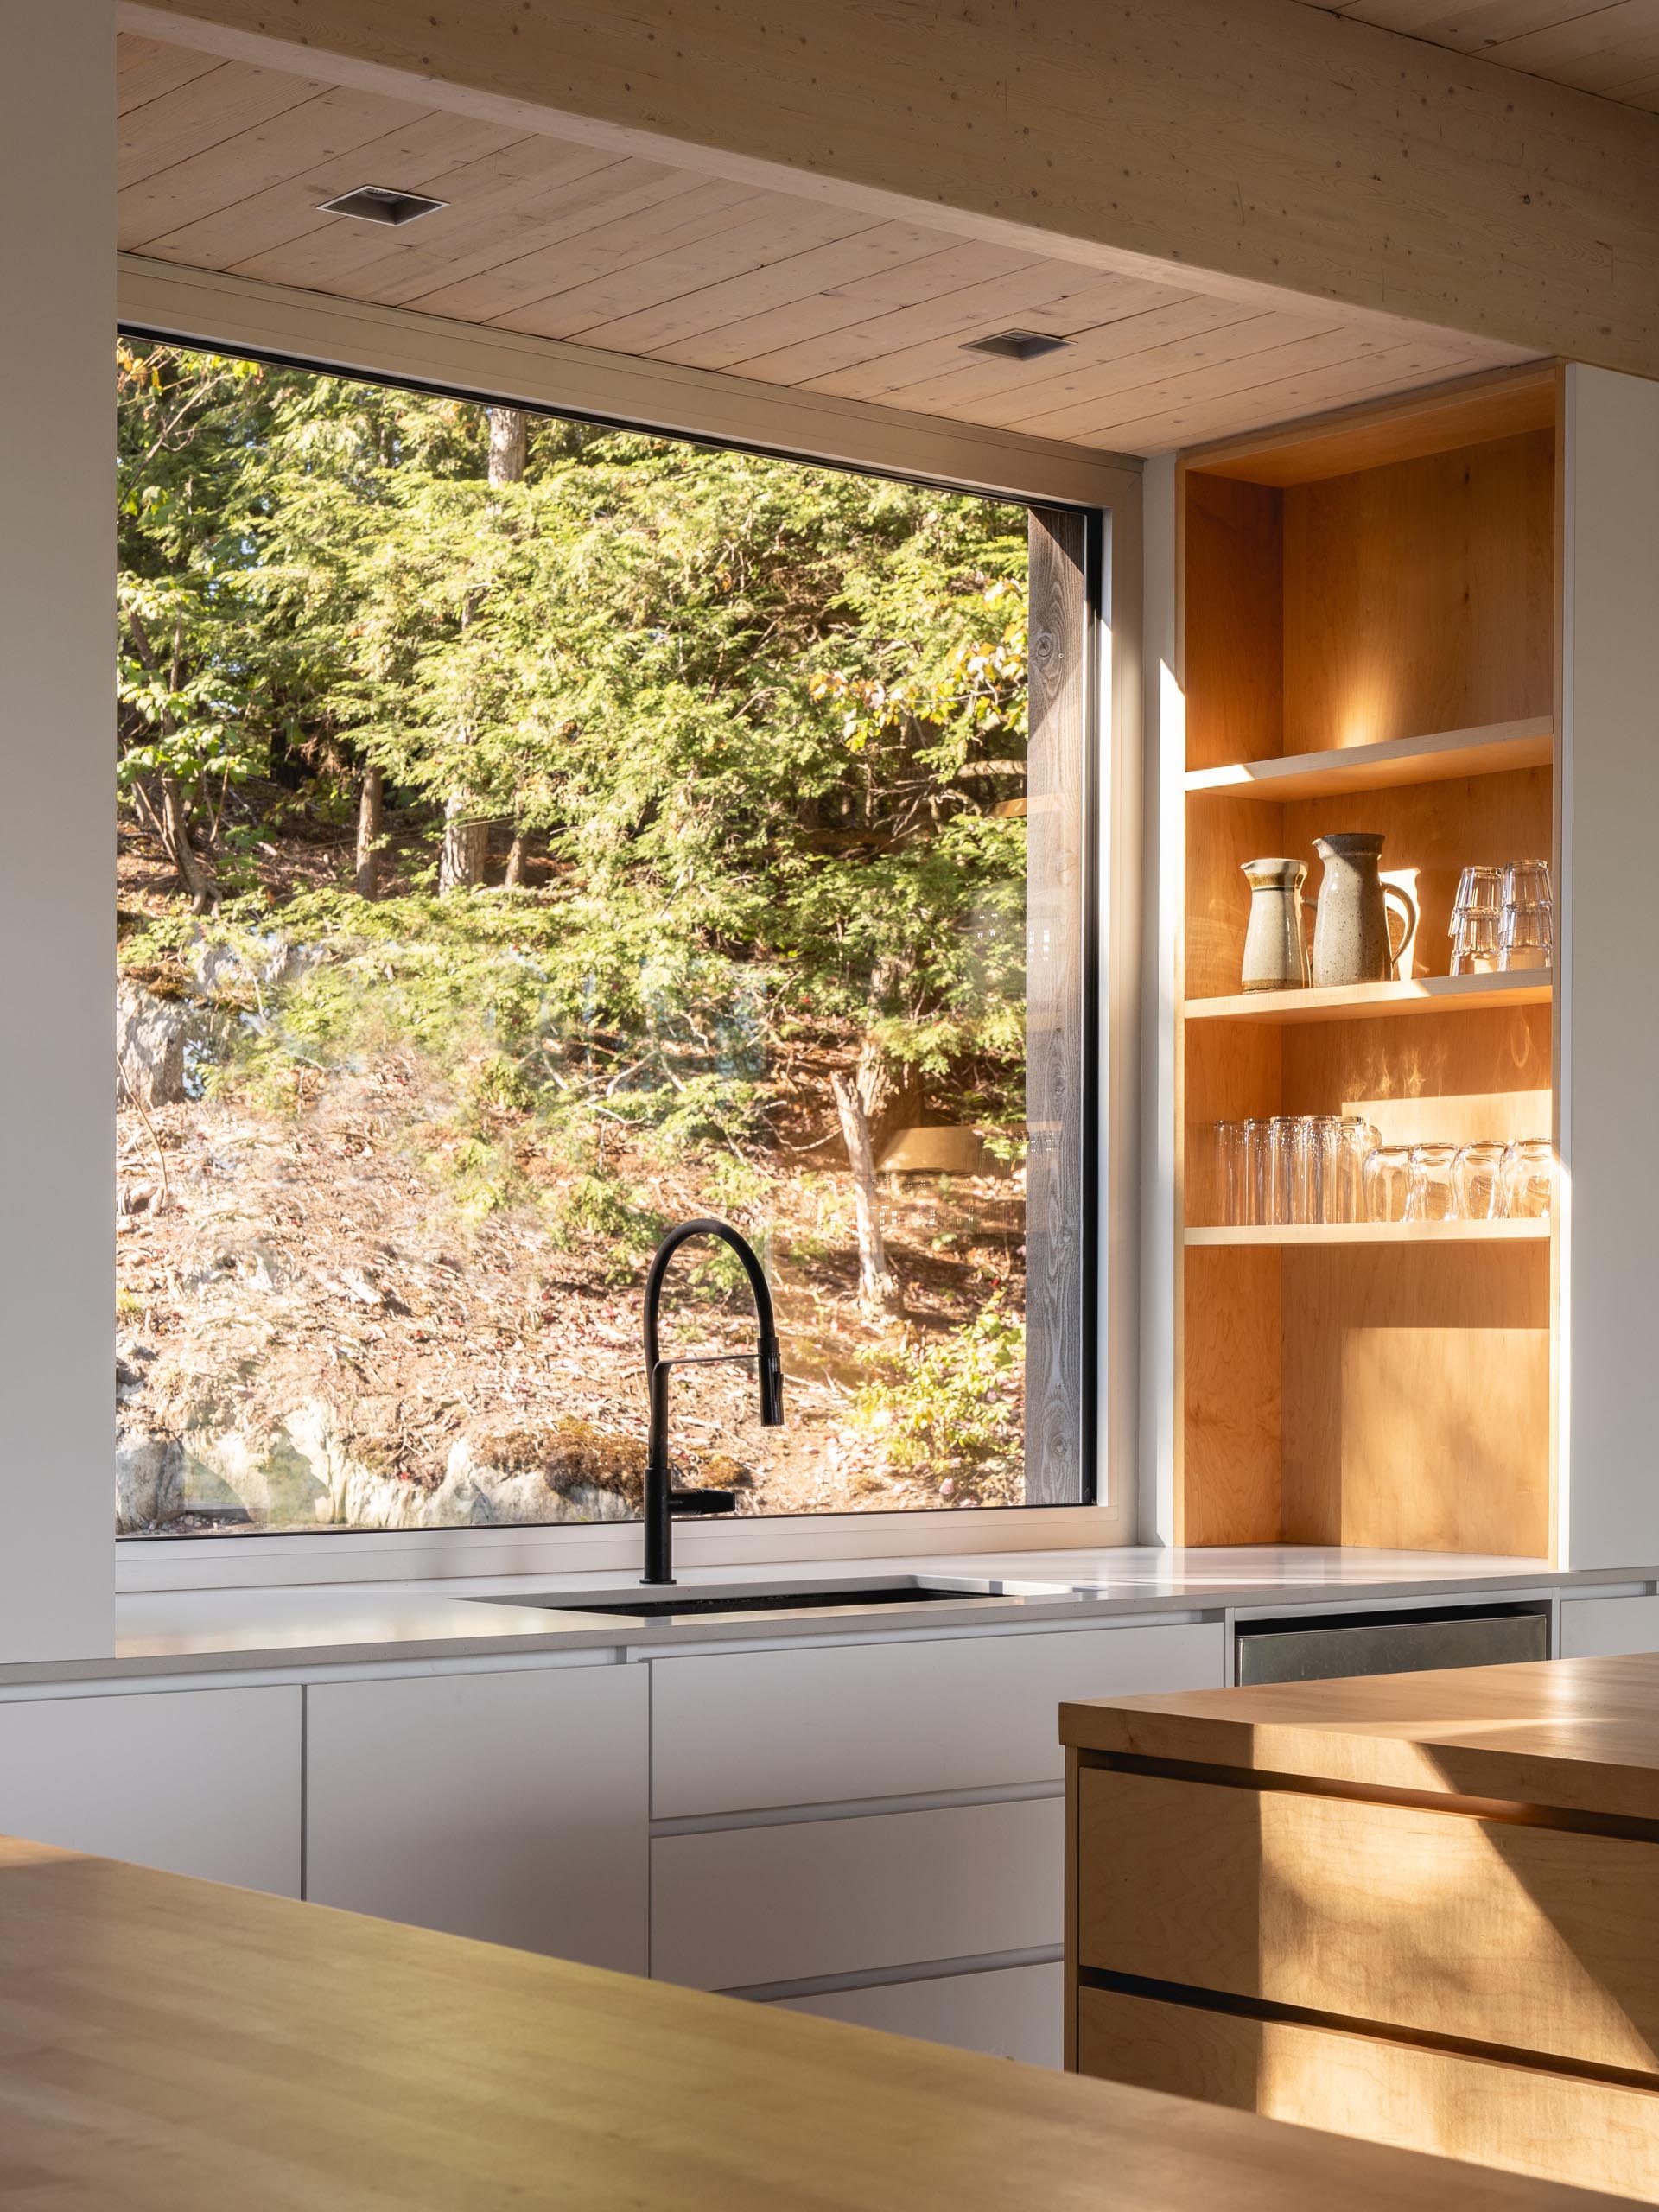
[0,1838,1629,2209]
[1061,1650,1659,1819]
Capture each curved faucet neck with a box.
[642,1216,776,1372]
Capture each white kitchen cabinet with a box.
[652,1795,1062,1990]
[649,1620,1224,1817]
[0,1685,300,1894]
[305,1660,647,1972]
[1559,1594,1659,1658]
[774,1961,1063,2067]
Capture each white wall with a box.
[1560,364,1659,1569]
[0,4,115,1657]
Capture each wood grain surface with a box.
[1060,1652,1659,1821]
[1077,1765,1659,2071]
[1078,1986,1659,2203]
[0,1837,1629,2211]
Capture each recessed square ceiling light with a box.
[317,185,448,226]
[960,329,1071,361]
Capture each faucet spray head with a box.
[757,1333,785,1427]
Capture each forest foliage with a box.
[116,341,1032,1490]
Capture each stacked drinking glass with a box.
[1450,861,1553,973]
[1498,859,1553,972]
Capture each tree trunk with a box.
[831,1039,904,1316]
[502,828,530,887]
[353,763,384,899]
[487,406,528,487]
[436,406,531,891]
[160,773,215,912]
[439,796,490,895]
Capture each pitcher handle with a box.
[1384,882,1419,977]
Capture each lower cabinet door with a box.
[1078,1986,1659,2205]
[652,1796,1061,1991]
[304,1662,648,1972]
[777,1962,1062,2067]
[0,1686,301,1895]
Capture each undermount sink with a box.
[507,1579,1039,1623]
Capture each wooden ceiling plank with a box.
[1006,325,1465,442]
[494,202,887,342]
[226,144,692,294]
[117,30,224,112]
[808,300,1342,411]
[119,0,1659,374]
[862,295,1306,420]
[728,262,1147,390]
[1083,343,1490,453]
[1321,0,1624,43]
[395,173,779,318]
[135,109,537,268]
[655,239,1052,372]
[120,83,441,251]
[118,60,331,190]
[571,221,978,357]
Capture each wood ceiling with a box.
[1296,0,1659,111]
[117,32,1526,457]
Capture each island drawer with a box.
[1077,1765,1659,2075]
[652,1795,1061,1989]
[1077,1986,1659,2205]
[649,1621,1223,1817]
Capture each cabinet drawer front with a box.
[778,1961,1062,2067]
[1560,1594,1659,1659]
[651,1623,1223,1817]
[1078,1986,1659,2205]
[652,1796,1061,1989]
[1079,1767,1659,2075]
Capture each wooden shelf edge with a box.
[1185,1220,1550,1247]
[1185,716,1553,803]
[1185,972,1553,1025]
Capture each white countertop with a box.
[7,1541,1622,1690]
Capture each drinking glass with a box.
[1450,910,1503,975]
[1363,1144,1412,1224]
[1241,1119,1269,1227]
[1498,901,1553,971]
[1333,1117,1377,1223]
[1452,865,1504,916]
[1288,1114,1342,1224]
[1267,1116,1298,1226]
[1454,1140,1507,1221]
[1503,860,1553,908]
[1503,1139,1555,1220]
[1405,1141,1460,1222]
[1215,1121,1247,1226]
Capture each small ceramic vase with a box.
[1240,858,1310,992]
[1311,833,1418,987]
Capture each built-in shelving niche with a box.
[1176,366,1560,1560]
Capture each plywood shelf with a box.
[1185,971,1552,1026]
[1184,716,1553,804]
[1185,1220,1549,1247]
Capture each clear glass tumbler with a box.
[1502,1139,1555,1220]
[1452,864,1504,916]
[1454,1140,1507,1221]
[1241,1119,1269,1227]
[1451,911,1504,976]
[1503,860,1553,907]
[1406,1141,1460,1221]
[1215,1121,1247,1227]
[1333,1117,1377,1223]
[1266,1116,1299,1226]
[1498,901,1553,972]
[1363,1144,1412,1224]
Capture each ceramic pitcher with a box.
[1311,833,1418,986]
[1240,858,1311,991]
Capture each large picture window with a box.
[115,341,1093,1538]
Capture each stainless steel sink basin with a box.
[505,1578,1035,1624]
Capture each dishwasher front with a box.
[1235,1600,1549,1686]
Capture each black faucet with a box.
[640,1217,784,1585]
